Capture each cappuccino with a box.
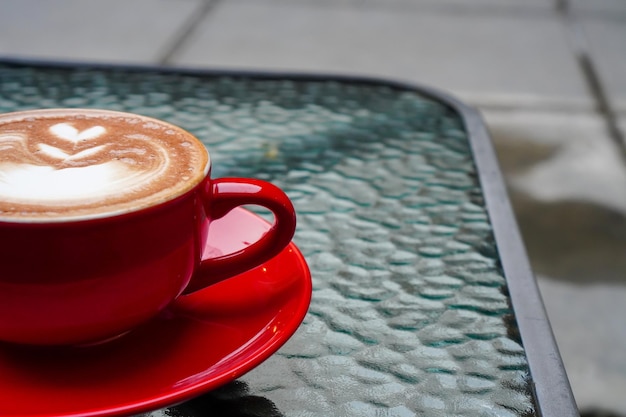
[0,109,209,222]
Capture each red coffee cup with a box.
[0,109,296,346]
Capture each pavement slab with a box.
[363,0,555,12]
[486,108,626,414]
[173,0,589,101]
[261,0,555,11]
[0,0,204,64]
[578,16,626,109]
[487,110,626,215]
[571,0,626,16]
[538,277,626,415]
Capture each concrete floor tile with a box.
[0,0,204,64]
[620,116,626,149]
[261,0,554,11]
[571,0,626,16]
[486,108,626,414]
[486,109,626,216]
[487,108,626,283]
[363,0,555,12]
[537,277,626,415]
[579,17,626,104]
[173,1,589,101]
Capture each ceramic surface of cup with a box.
[0,109,296,346]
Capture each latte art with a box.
[0,109,209,222]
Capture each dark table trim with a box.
[0,56,579,417]
[463,108,579,417]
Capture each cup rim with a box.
[0,108,211,224]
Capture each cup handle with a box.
[182,178,296,294]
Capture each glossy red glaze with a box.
[0,173,296,346]
[0,208,312,417]
[189,177,297,292]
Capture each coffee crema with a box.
[0,109,209,222]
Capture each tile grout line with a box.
[157,0,221,66]
[558,0,626,163]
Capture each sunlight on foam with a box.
[0,113,206,219]
[0,162,155,204]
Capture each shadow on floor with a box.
[492,129,626,285]
[510,191,626,285]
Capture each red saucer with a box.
[0,208,312,417]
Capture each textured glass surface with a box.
[0,64,536,417]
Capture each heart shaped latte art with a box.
[36,123,108,162]
[0,109,208,221]
[38,143,107,161]
[49,123,106,143]
[0,121,171,205]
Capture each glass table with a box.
[0,59,578,417]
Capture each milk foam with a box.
[0,109,209,222]
[50,123,106,143]
[0,161,155,203]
